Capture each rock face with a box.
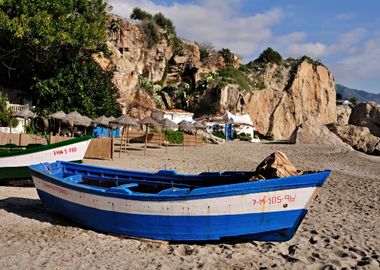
[245,62,337,139]
[289,117,349,149]
[94,18,173,111]
[95,17,336,141]
[336,106,352,125]
[349,102,380,137]
[95,17,240,116]
[329,124,380,155]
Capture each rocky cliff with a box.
[245,62,336,139]
[96,16,336,139]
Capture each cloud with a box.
[286,42,328,58]
[332,36,380,79]
[285,28,368,58]
[336,13,354,21]
[107,0,285,57]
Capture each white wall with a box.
[163,113,193,124]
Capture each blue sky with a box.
[108,0,380,94]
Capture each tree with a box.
[218,48,235,64]
[336,93,343,100]
[199,42,215,59]
[0,0,121,117]
[35,55,121,118]
[130,7,153,21]
[348,97,358,107]
[255,47,282,64]
[0,92,18,127]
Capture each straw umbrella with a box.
[49,111,66,135]
[160,118,178,153]
[93,115,110,137]
[12,109,35,145]
[12,108,35,134]
[178,120,195,149]
[107,116,116,137]
[140,116,161,156]
[194,121,206,147]
[63,111,92,136]
[110,115,139,157]
[12,108,35,119]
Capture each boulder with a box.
[160,91,173,109]
[328,124,380,155]
[336,106,352,125]
[289,117,349,149]
[255,151,300,179]
[349,102,380,137]
[196,130,225,144]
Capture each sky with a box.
[107,0,380,94]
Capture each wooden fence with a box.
[124,131,203,146]
[84,138,114,160]
[0,131,204,160]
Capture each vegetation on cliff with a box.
[130,8,183,54]
[0,0,121,118]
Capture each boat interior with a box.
[42,162,258,194]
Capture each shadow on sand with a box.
[0,197,258,245]
[0,197,76,227]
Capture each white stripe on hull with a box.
[1,140,90,167]
[33,176,319,216]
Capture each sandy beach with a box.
[0,141,379,269]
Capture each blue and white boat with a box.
[28,161,330,242]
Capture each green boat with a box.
[0,136,91,181]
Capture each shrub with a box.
[217,65,253,92]
[237,132,252,141]
[0,92,18,127]
[130,8,153,21]
[255,47,282,64]
[218,48,235,64]
[212,130,225,139]
[348,97,358,107]
[164,130,183,144]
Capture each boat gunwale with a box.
[0,136,92,158]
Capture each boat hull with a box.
[0,137,91,180]
[31,166,328,241]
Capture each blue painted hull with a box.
[37,189,307,241]
[29,161,330,242]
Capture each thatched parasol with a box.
[49,111,66,120]
[140,116,161,128]
[193,121,206,147]
[92,115,110,137]
[93,115,110,127]
[106,116,116,137]
[140,116,162,156]
[63,111,92,136]
[12,108,35,134]
[12,108,35,119]
[160,118,178,153]
[160,118,178,129]
[111,115,139,157]
[178,120,195,149]
[49,111,67,135]
[178,120,195,131]
[151,111,164,122]
[107,116,116,123]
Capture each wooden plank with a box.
[84,138,113,160]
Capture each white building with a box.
[202,111,259,142]
[162,109,194,124]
